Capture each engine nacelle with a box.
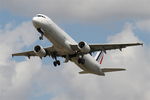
[78,41,91,53]
[34,45,46,57]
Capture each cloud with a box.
[0,22,43,100]
[0,19,150,100]
[29,23,150,100]
[0,59,42,100]
[1,0,150,22]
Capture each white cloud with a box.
[0,20,150,100]
[0,22,43,100]
[0,59,42,100]
[1,0,150,22]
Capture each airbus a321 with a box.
[12,14,143,76]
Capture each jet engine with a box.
[34,45,46,57]
[78,41,91,53]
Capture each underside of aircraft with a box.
[12,14,143,76]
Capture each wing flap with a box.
[101,68,126,72]
[12,46,60,58]
[90,43,143,52]
[12,51,36,57]
[70,43,143,53]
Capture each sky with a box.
[0,0,150,100]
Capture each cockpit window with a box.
[37,15,46,18]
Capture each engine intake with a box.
[34,45,46,57]
[78,41,90,53]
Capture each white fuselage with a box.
[32,14,104,75]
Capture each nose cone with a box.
[32,17,41,28]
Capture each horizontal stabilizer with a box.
[101,68,126,72]
[79,71,89,74]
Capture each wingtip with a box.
[115,68,126,71]
[12,54,14,58]
[121,68,126,71]
[141,43,144,46]
[138,43,144,46]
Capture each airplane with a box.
[12,14,143,76]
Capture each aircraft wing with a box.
[71,43,143,53]
[12,46,58,58]
[101,68,126,72]
[79,68,126,75]
[12,50,36,57]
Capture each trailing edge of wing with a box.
[70,42,143,53]
[12,51,36,57]
[101,68,126,72]
[90,43,143,52]
[12,46,56,57]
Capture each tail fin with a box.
[101,68,126,72]
[95,51,104,64]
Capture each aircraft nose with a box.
[32,17,41,28]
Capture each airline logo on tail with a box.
[95,51,126,73]
[95,51,104,64]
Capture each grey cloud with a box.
[1,0,150,22]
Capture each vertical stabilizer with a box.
[95,51,104,64]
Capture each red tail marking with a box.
[100,56,104,64]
